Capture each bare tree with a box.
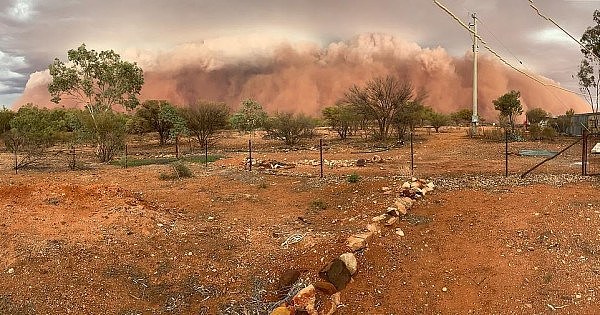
[180,100,229,147]
[345,76,422,140]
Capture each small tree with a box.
[392,100,426,140]
[428,111,449,133]
[2,105,59,169]
[450,108,473,125]
[493,90,523,131]
[0,106,15,134]
[78,111,127,162]
[578,10,600,112]
[229,99,268,136]
[265,112,316,146]
[526,108,549,125]
[322,102,359,139]
[134,100,183,145]
[180,100,229,147]
[346,76,422,140]
[552,108,575,134]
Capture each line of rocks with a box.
[271,178,435,315]
[434,174,597,191]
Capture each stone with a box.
[339,253,358,275]
[427,182,435,190]
[319,258,352,291]
[7,268,14,274]
[366,223,382,234]
[384,216,398,226]
[372,214,388,222]
[314,281,338,295]
[401,181,411,189]
[372,155,383,163]
[270,306,292,315]
[291,285,317,315]
[395,228,405,237]
[393,200,408,215]
[346,232,372,251]
[356,159,367,167]
[386,207,400,216]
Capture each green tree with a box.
[229,99,268,135]
[134,100,184,145]
[2,105,59,169]
[578,10,600,112]
[392,99,426,140]
[180,100,229,147]
[264,112,316,146]
[525,108,549,125]
[552,108,575,134]
[450,108,473,125]
[345,76,423,140]
[0,106,15,134]
[493,90,523,131]
[79,111,127,162]
[428,111,449,133]
[322,102,359,139]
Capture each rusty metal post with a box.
[410,130,414,176]
[582,130,588,176]
[319,139,324,178]
[205,139,208,167]
[248,139,252,171]
[124,144,128,169]
[505,128,509,177]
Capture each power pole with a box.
[470,13,478,136]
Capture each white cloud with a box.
[531,28,574,45]
[6,0,36,21]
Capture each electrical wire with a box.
[432,0,586,97]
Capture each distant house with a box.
[568,113,600,136]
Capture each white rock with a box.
[339,253,358,275]
[7,268,14,274]
[395,229,405,237]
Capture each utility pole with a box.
[470,13,478,136]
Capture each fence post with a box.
[582,130,588,176]
[124,144,128,169]
[410,130,414,176]
[319,139,324,178]
[248,139,252,171]
[205,139,208,167]
[505,128,509,177]
[175,136,180,159]
[14,149,17,175]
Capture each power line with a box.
[432,0,586,97]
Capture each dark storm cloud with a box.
[0,0,597,107]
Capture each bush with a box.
[264,112,316,145]
[347,173,360,183]
[541,126,558,141]
[180,100,229,147]
[159,162,193,180]
[310,199,328,211]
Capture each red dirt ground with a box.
[2,128,600,314]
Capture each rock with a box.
[372,155,383,163]
[401,181,411,189]
[270,306,292,315]
[384,216,398,226]
[346,232,372,251]
[7,268,14,274]
[372,214,388,222]
[427,182,435,190]
[356,159,367,167]
[386,207,400,216]
[291,285,317,315]
[314,281,338,295]
[395,228,405,237]
[393,200,408,214]
[366,223,382,234]
[276,270,301,298]
[339,253,358,275]
[442,287,448,292]
[381,186,391,191]
[319,259,352,291]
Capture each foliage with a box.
[347,173,361,183]
[551,109,575,134]
[309,199,328,211]
[578,10,600,112]
[525,108,549,125]
[264,112,316,146]
[427,111,450,132]
[0,106,15,134]
[48,44,144,114]
[493,90,523,131]
[345,76,424,140]
[180,100,229,147]
[322,102,360,139]
[450,108,473,125]
[2,105,60,168]
[134,100,186,145]
[79,110,127,162]
[113,154,221,167]
[392,99,426,140]
[229,99,267,135]
[159,162,193,180]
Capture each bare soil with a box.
[2,128,600,314]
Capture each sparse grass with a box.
[347,173,360,183]
[310,199,327,211]
[257,182,268,189]
[159,162,193,180]
[112,154,221,167]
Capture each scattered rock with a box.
[270,306,292,315]
[339,253,358,275]
[276,270,301,298]
[319,259,352,291]
[356,159,367,167]
[291,285,317,314]
[366,223,382,234]
[314,281,338,295]
[372,155,383,163]
[384,216,398,226]
[346,232,372,251]
[7,268,14,274]
[395,228,405,237]
[372,214,387,222]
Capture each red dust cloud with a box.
[14,33,590,120]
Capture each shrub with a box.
[159,162,193,180]
[310,199,328,211]
[347,173,360,183]
[541,126,558,141]
[264,112,316,145]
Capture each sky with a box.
[0,0,598,117]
